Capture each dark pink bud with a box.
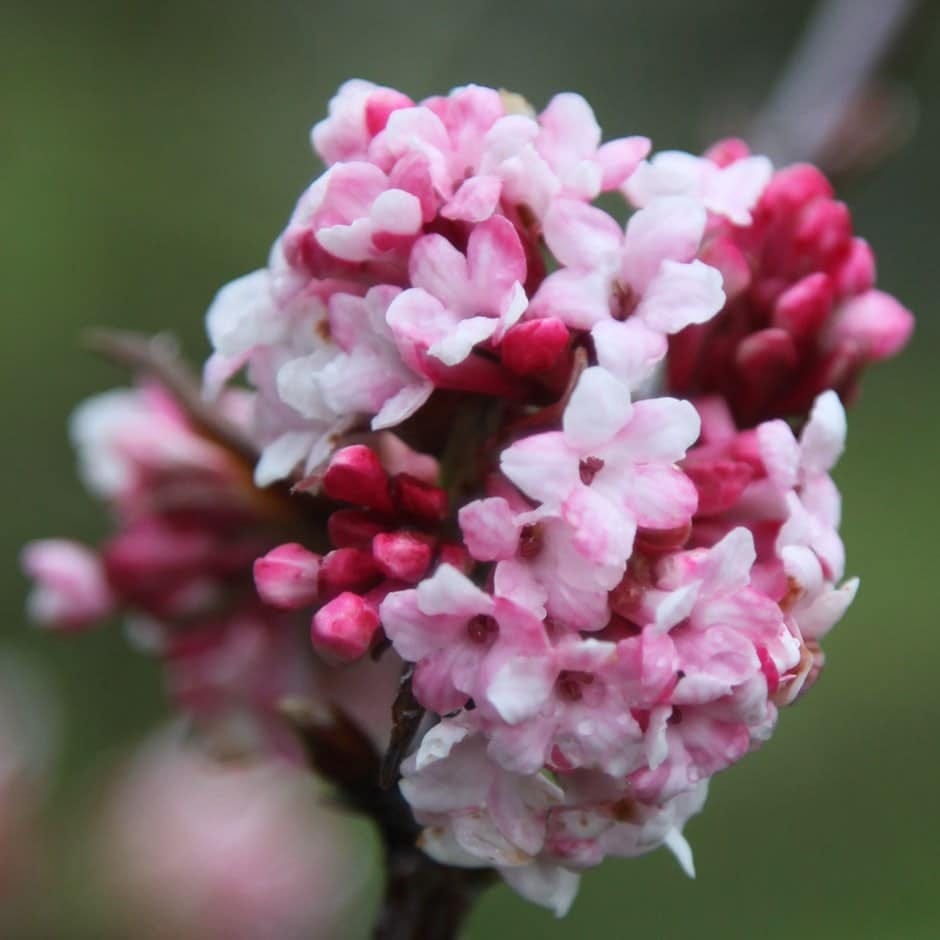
[438,542,473,574]
[829,289,914,361]
[634,523,692,556]
[500,318,570,375]
[371,532,433,583]
[736,328,798,384]
[682,457,755,516]
[253,543,321,610]
[364,89,414,136]
[311,592,380,662]
[328,509,386,549]
[704,137,751,167]
[389,152,437,222]
[831,237,876,297]
[322,445,394,513]
[760,164,833,215]
[318,548,383,600]
[21,539,113,630]
[793,199,852,268]
[391,474,448,522]
[772,273,833,343]
[699,236,750,301]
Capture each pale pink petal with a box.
[501,432,580,505]
[538,93,600,171]
[467,216,528,308]
[442,175,503,222]
[459,498,521,561]
[386,288,458,371]
[315,217,375,261]
[416,564,493,618]
[484,655,557,724]
[371,381,434,429]
[603,397,701,464]
[757,419,801,491]
[452,814,529,867]
[562,366,633,450]
[595,136,651,190]
[409,235,471,312]
[528,268,612,329]
[621,197,707,294]
[542,199,622,269]
[487,772,550,857]
[634,259,725,333]
[254,430,317,486]
[619,463,699,529]
[623,151,706,206]
[562,486,635,569]
[592,319,668,387]
[428,316,499,365]
[799,391,846,476]
[493,561,548,619]
[500,863,580,918]
[368,188,423,235]
[705,156,773,224]
[379,591,461,661]
[671,626,760,704]
[205,270,283,357]
[664,829,696,878]
[798,577,859,639]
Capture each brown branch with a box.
[279,700,494,940]
[380,664,426,790]
[503,345,589,440]
[748,0,920,167]
[84,329,261,466]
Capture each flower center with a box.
[518,523,544,559]
[579,456,604,485]
[466,614,499,645]
[557,670,594,701]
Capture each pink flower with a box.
[529,197,725,387]
[667,155,914,425]
[379,564,553,715]
[97,729,359,939]
[386,216,528,368]
[501,367,701,566]
[400,719,579,916]
[625,149,773,225]
[459,494,623,631]
[311,79,414,166]
[21,540,114,630]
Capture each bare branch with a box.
[749,0,919,165]
[84,329,260,466]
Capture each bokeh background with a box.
[2,0,938,936]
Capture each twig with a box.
[748,0,919,166]
[279,700,494,940]
[84,329,261,466]
[380,664,426,790]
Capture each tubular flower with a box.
[23,81,912,920]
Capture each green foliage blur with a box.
[2,1,938,936]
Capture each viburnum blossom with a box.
[23,80,913,927]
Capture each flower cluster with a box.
[21,383,322,746]
[23,81,912,917]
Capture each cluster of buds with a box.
[23,81,912,917]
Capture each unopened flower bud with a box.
[371,532,433,583]
[311,592,380,661]
[253,543,321,609]
[21,539,113,630]
[322,445,394,513]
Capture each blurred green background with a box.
[2,0,938,936]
